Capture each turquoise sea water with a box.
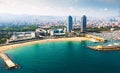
[0,41,120,73]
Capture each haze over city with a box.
[0,0,120,17]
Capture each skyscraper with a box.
[74,17,77,24]
[67,16,73,32]
[81,15,87,32]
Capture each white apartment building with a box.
[9,32,36,41]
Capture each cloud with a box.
[0,0,119,17]
[104,8,108,11]
[97,0,120,3]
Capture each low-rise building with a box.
[35,28,47,37]
[8,32,36,42]
[54,29,65,36]
[48,29,65,36]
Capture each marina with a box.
[90,30,120,40]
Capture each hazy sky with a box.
[0,0,120,17]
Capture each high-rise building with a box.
[74,17,77,24]
[81,15,87,32]
[67,16,73,32]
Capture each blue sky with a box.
[46,0,119,8]
[0,0,119,17]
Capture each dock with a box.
[88,45,120,51]
[0,53,19,69]
[115,38,120,41]
[85,34,107,42]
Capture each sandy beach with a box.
[0,37,89,53]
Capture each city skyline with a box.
[0,0,120,17]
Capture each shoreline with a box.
[0,37,89,53]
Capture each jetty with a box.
[115,38,120,41]
[88,45,120,51]
[0,53,19,69]
[85,34,107,42]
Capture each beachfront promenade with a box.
[0,36,107,53]
[0,37,90,53]
[0,53,18,69]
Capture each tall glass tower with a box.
[67,16,73,32]
[81,15,87,32]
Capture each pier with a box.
[85,34,107,42]
[88,45,120,51]
[0,53,19,69]
[115,38,120,41]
